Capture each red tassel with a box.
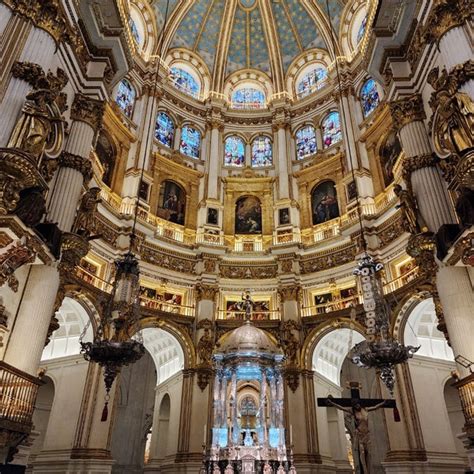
[393,406,401,422]
[101,401,109,422]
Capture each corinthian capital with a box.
[389,94,426,130]
[71,94,105,132]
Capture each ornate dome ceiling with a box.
[137,0,368,95]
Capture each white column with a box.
[398,121,432,157]
[276,126,290,199]
[436,266,474,378]
[4,265,59,376]
[0,3,12,34]
[207,125,221,200]
[174,125,182,151]
[339,94,358,172]
[438,27,474,99]
[0,27,56,146]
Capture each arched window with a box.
[179,125,201,159]
[357,15,367,44]
[296,67,328,98]
[296,125,317,160]
[235,196,262,234]
[311,181,340,225]
[157,180,186,225]
[155,112,175,148]
[251,136,272,167]
[170,67,200,98]
[224,136,246,167]
[231,88,266,109]
[115,79,135,118]
[322,111,342,148]
[360,78,380,117]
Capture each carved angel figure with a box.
[73,187,101,237]
[197,328,214,365]
[393,185,427,234]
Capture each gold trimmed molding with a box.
[71,93,105,132]
[402,153,439,182]
[2,0,72,44]
[423,0,472,44]
[389,94,426,131]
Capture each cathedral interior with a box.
[0,0,473,473]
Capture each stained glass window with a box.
[179,125,201,159]
[155,112,175,148]
[251,136,272,167]
[115,79,135,118]
[357,16,367,45]
[360,78,380,117]
[296,126,317,159]
[170,67,200,98]
[231,88,266,109]
[322,111,342,148]
[224,136,246,167]
[129,18,141,45]
[296,67,328,98]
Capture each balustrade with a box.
[217,309,279,321]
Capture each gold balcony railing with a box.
[0,362,42,429]
[217,310,279,321]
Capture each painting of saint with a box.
[207,207,218,225]
[315,293,332,314]
[311,181,340,225]
[157,180,186,225]
[235,196,262,234]
[95,131,115,187]
[380,131,402,187]
[279,208,290,225]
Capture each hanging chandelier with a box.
[351,254,419,394]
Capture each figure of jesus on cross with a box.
[318,381,396,474]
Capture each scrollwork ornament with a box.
[406,233,438,281]
[402,154,439,182]
[70,94,105,132]
[389,94,426,131]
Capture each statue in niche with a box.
[73,187,102,237]
[393,185,427,234]
[280,320,300,365]
[197,328,214,366]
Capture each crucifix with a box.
[317,381,397,474]
[241,290,254,321]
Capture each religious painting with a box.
[139,180,149,202]
[157,180,186,225]
[380,131,402,187]
[311,181,340,225]
[155,111,175,148]
[251,136,272,167]
[340,287,358,307]
[207,207,218,225]
[279,208,290,225]
[95,131,116,187]
[347,180,358,202]
[296,125,317,159]
[140,286,157,299]
[224,135,246,167]
[179,125,201,159]
[170,67,200,98]
[225,299,269,320]
[115,79,135,118]
[322,111,342,148]
[235,196,262,234]
[360,78,380,117]
[398,260,417,283]
[315,292,332,313]
[296,67,328,98]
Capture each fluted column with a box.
[390,94,457,232]
[4,265,59,375]
[206,119,223,200]
[0,3,12,34]
[273,122,290,199]
[436,266,474,377]
[47,94,104,232]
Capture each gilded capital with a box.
[196,284,219,302]
[71,94,105,131]
[59,151,93,182]
[278,285,301,302]
[389,94,426,130]
[424,0,471,44]
[3,0,72,44]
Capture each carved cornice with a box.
[59,151,93,182]
[3,0,72,44]
[70,94,105,132]
[423,0,472,44]
[389,94,426,130]
[402,154,439,181]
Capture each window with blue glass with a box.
[360,78,380,117]
[357,16,367,45]
[231,88,266,109]
[170,67,200,98]
[251,136,272,167]
[296,126,317,160]
[322,111,342,148]
[224,136,246,167]
[179,125,201,159]
[115,79,136,118]
[129,18,141,45]
[296,67,328,98]
[155,112,175,148]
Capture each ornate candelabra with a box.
[351,254,419,394]
[80,251,145,419]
